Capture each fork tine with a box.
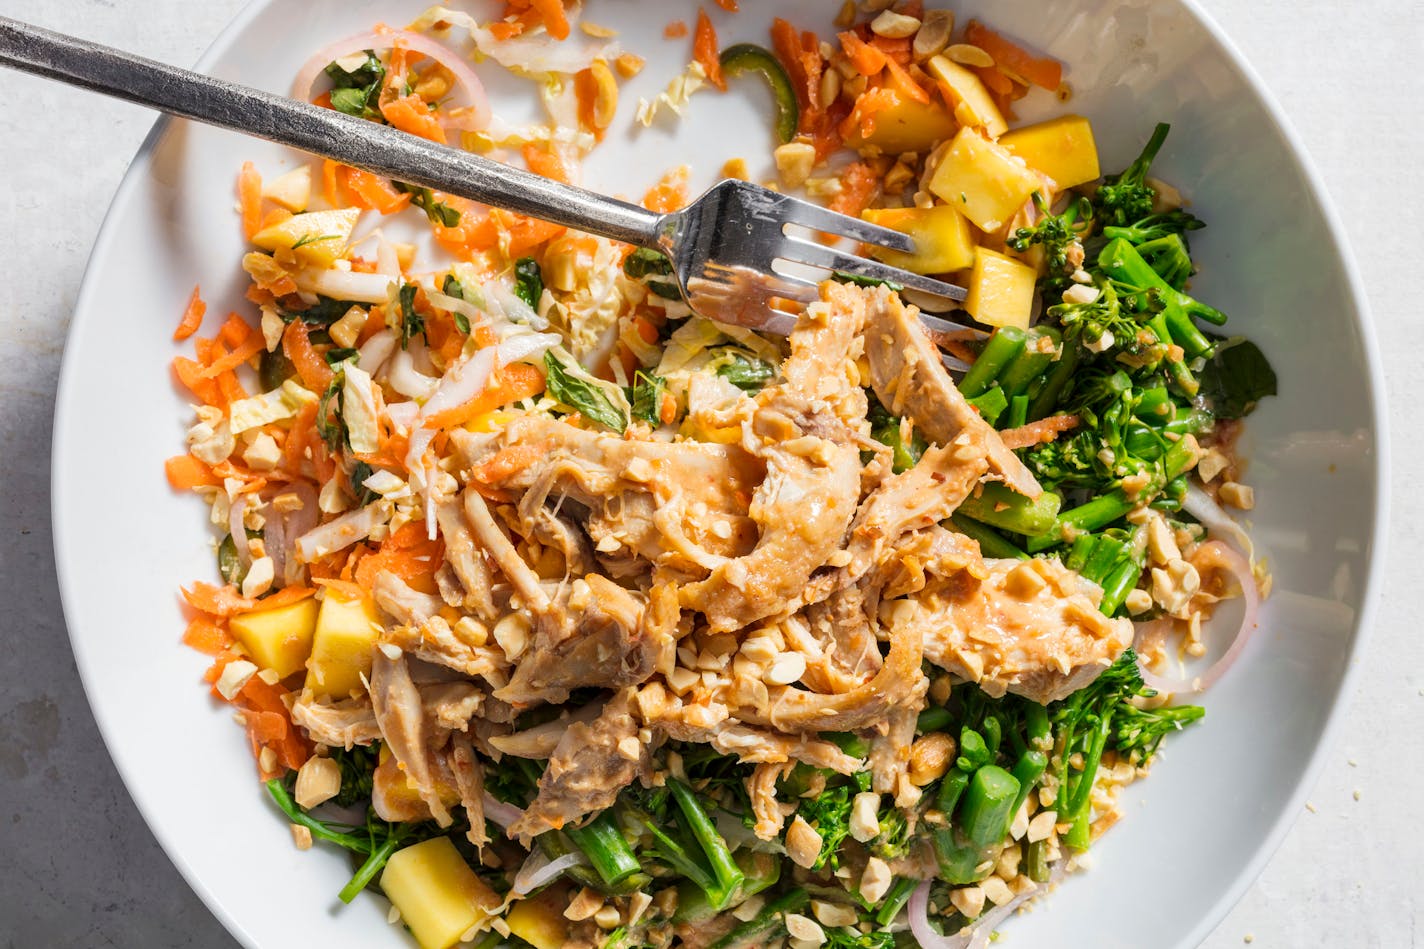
[941,353,972,374]
[776,238,968,302]
[775,193,915,253]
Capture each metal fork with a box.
[0,16,975,351]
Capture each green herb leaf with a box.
[716,352,776,393]
[277,295,364,326]
[623,247,674,279]
[324,51,386,122]
[1197,337,1276,419]
[544,351,628,433]
[832,270,902,292]
[316,370,347,452]
[629,371,669,425]
[324,347,359,366]
[398,283,425,350]
[514,257,544,309]
[392,181,462,227]
[441,275,471,334]
[217,533,245,586]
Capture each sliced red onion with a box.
[290,30,490,131]
[482,792,525,829]
[263,500,287,586]
[511,849,587,895]
[1135,540,1260,694]
[908,881,970,949]
[1181,482,1254,559]
[228,494,252,571]
[281,482,319,587]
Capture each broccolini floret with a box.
[1094,122,1172,226]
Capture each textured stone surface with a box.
[0,0,1417,946]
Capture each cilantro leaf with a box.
[543,351,628,433]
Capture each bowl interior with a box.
[52,1,1382,947]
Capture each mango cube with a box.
[303,590,381,699]
[847,89,958,155]
[862,205,976,274]
[928,126,1042,233]
[380,837,499,949]
[926,56,1008,139]
[962,247,1038,329]
[227,596,318,679]
[252,208,360,267]
[1000,115,1101,190]
[375,744,461,820]
[506,890,571,949]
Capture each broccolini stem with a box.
[917,705,954,735]
[1080,535,1128,585]
[1025,838,1051,883]
[668,779,745,899]
[709,888,810,949]
[1027,342,1080,422]
[1009,750,1049,821]
[949,513,1028,560]
[1098,560,1143,616]
[565,810,642,887]
[998,328,1060,398]
[1165,304,1213,358]
[876,876,921,927]
[956,482,1062,537]
[265,778,370,854]
[937,767,971,815]
[338,832,403,903]
[958,765,1021,849]
[960,327,1027,398]
[1006,393,1030,429]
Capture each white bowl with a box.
[52,1,1385,947]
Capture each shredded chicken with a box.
[370,651,453,827]
[508,689,647,839]
[861,284,1042,498]
[449,735,488,851]
[289,692,382,749]
[913,556,1134,704]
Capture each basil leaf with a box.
[398,283,425,350]
[514,257,544,309]
[629,371,669,426]
[1197,337,1276,419]
[323,51,385,121]
[544,351,627,433]
[623,247,674,279]
[442,275,470,334]
[716,352,776,393]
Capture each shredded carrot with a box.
[523,143,572,184]
[489,20,524,41]
[642,166,690,213]
[423,362,547,430]
[218,312,253,348]
[172,357,224,407]
[282,402,318,477]
[493,209,567,257]
[165,454,218,491]
[341,166,412,214]
[827,161,879,217]
[322,159,344,208]
[715,0,739,11]
[237,162,263,241]
[354,522,445,592]
[471,442,546,487]
[883,56,930,104]
[694,9,725,91]
[770,19,807,107]
[573,66,601,136]
[199,335,265,379]
[868,32,912,65]
[181,616,233,657]
[964,21,1063,91]
[183,582,255,618]
[664,20,688,39]
[999,415,1081,450]
[379,82,448,143]
[974,64,1015,96]
[839,30,887,77]
[282,320,334,392]
[528,0,570,40]
[173,286,207,341]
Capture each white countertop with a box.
[0,0,1416,945]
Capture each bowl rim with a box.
[49,1,1389,947]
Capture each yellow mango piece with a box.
[925,56,1007,139]
[847,90,958,155]
[303,590,381,699]
[506,890,571,949]
[962,247,1037,329]
[1000,115,1101,190]
[927,126,1041,233]
[261,166,312,213]
[862,205,976,274]
[252,208,360,267]
[463,409,520,433]
[380,837,499,949]
[376,744,461,816]
[227,596,318,679]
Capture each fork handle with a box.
[0,16,668,248]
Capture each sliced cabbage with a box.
[341,363,381,454]
[636,61,709,127]
[228,379,318,435]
